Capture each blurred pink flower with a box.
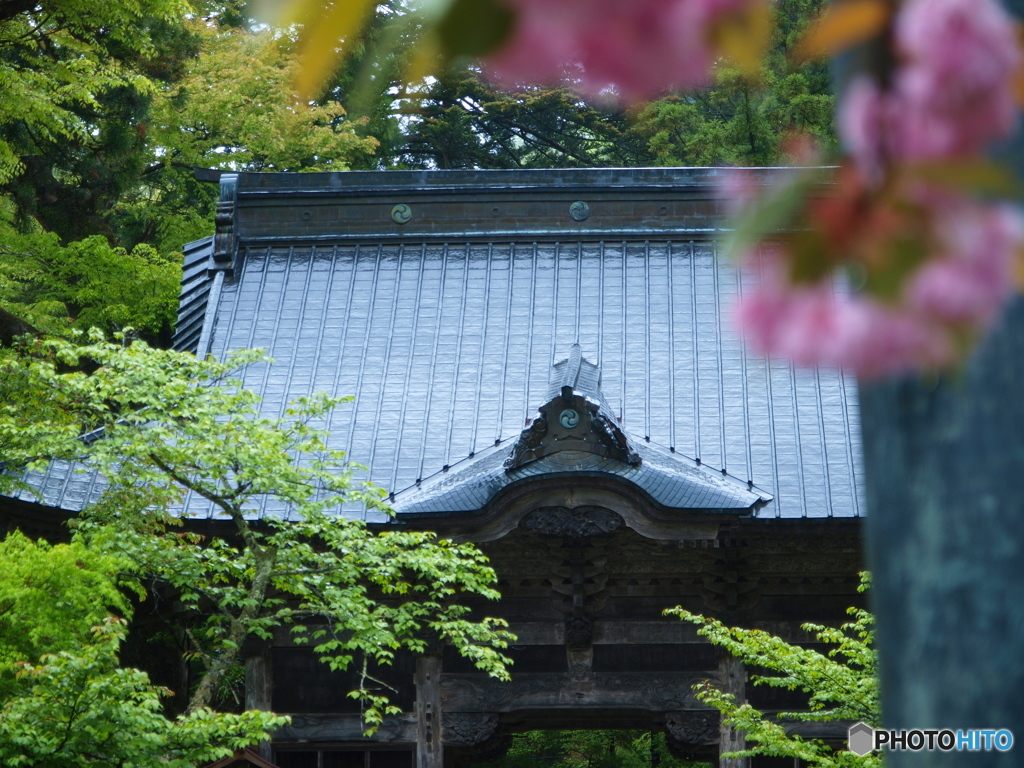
[715,169,762,216]
[740,0,1022,375]
[839,0,1019,176]
[735,250,954,376]
[736,200,1024,376]
[908,203,1022,325]
[837,77,890,183]
[895,0,1019,157]
[485,0,752,102]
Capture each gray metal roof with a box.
[395,442,768,518]
[172,236,217,354]
[11,168,864,523]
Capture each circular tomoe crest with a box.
[559,408,580,429]
[391,203,413,224]
[569,201,590,221]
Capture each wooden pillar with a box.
[415,655,443,768]
[245,641,273,761]
[718,655,748,768]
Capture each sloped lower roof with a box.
[12,168,864,523]
[394,441,767,518]
[172,235,216,354]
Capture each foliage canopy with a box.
[2,334,514,727]
[0,618,287,768]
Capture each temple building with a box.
[2,168,865,767]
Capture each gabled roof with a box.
[393,344,770,519]
[172,235,216,354]
[11,168,863,522]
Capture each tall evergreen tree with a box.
[325,0,834,170]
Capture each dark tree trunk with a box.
[0,306,36,347]
[861,296,1024,766]
[852,0,1024,760]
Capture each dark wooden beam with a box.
[718,655,748,768]
[415,655,444,768]
[245,641,274,761]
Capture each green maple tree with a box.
[2,334,514,727]
[668,575,880,767]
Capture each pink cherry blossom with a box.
[735,249,954,376]
[895,0,1020,158]
[735,199,1024,376]
[837,77,890,183]
[839,0,1020,176]
[908,202,1022,325]
[715,169,762,216]
[485,0,753,102]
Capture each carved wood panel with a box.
[440,672,712,712]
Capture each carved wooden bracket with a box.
[565,616,594,649]
[521,506,624,537]
[665,710,720,746]
[441,713,499,746]
[212,173,238,270]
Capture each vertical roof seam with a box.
[667,241,676,451]
[310,245,339,382]
[813,367,834,517]
[520,243,536,428]
[789,364,808,517]
[251,247,293,413]
[343,245,382,466]
[644,241,652,439]
[620,241,627,423]
[275,246,315,421]
[497,243,517,441]
[575,241,582,342]
[690,240,701,460]
[833,275,860,518]
[443,244,472,464]
[550,242,560,365]
[238,247,269,351]
[597,241,605,369]
[394,245,432,489]
[713,240,727,471]
[412,243,448,484]
[282,246,323,412]
[80,458,105,516]
[760,244,781,517]
[46,463,75,512]
[737,260,754,484]
[839,368,861,517]
[470,244,493,453]
[765,357,781,517]
[327,244,357,433]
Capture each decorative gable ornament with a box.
[504,344,640,471]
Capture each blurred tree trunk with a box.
[861,298,1024,765]
[859,0,1024,753]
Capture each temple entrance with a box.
[461,728,713,768]
[0,169,869,768]
[270,515,861,768]
[165,170,867,768]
